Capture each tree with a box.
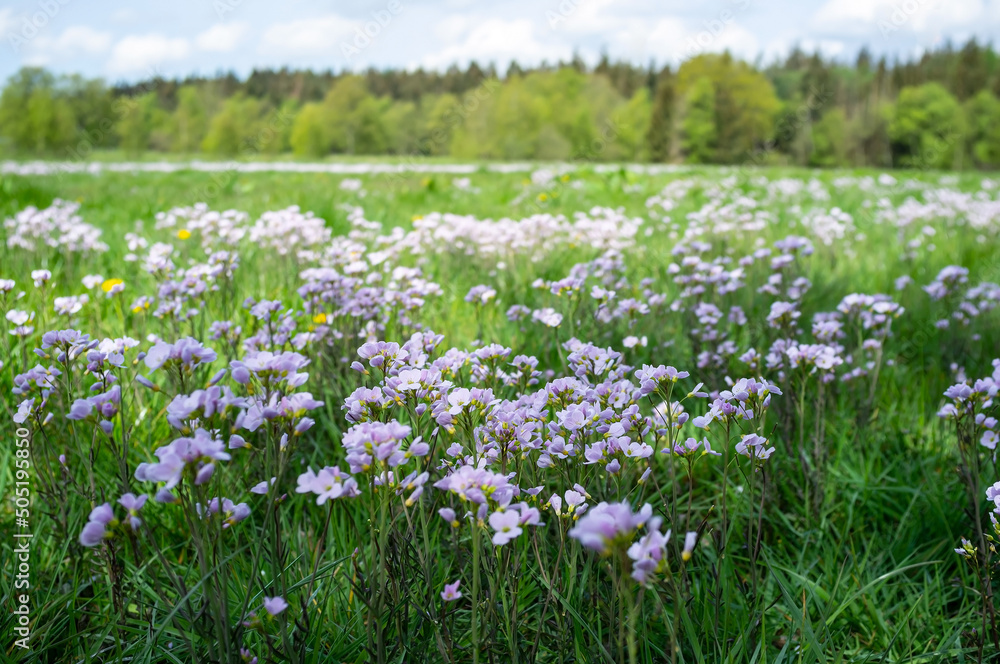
[954,39,988,101]
[170,85,209,153]
[810,108,848,167]
[965,90,1000,168]
[615,88,652,161]
[321,76,387,155]
[647,71,674,162]
[201,95,266,156]
[117,92,161,155]
[290,102,328,157]
[676,54,779,162]
[421,93,460,156]
[0,68,76,153]
[681,77,717,163]
[889,83,962,168]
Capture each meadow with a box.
[1,161,999,663]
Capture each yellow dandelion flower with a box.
[177,229,192,240]
[313,313,327,324]
[538,193,548,202]
[101,278,124,293]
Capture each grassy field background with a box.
[1,163,998,662]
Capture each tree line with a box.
[2,40,1000,169]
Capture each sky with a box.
[0,0,995,83]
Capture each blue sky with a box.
[0,0,993,83]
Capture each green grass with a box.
[0,163,997,663]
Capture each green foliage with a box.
[201,95,269,156]
[677,54,780,162]
[889,83,963,168]
[647,73,675,162]
[964,90,1000,168]
[0,68,76,153]
[321,75,388,155]
[169,85,210,153]
[681,77,718,163]
[290,102,329,157]
[0,165,997,662]
[117,92,164,156]
[7,36,1000,169]
[810,108,848,167]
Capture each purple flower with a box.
[263,596,288,616]
[735,434,775,463]
[196,497,250,527]
[438,507,459,527]
[118,493,148,529]
[251,478,275,495]
[465,285,497,305]
[628,522,669,583]
[296,466,360,504]
[569,502,652,553]
[682,531,698,561]
[341,420,412,473]
[135,429,230,490]
[79,503,116,547]
[489,509,524,546]
[145,337,217,372]
[440,580,462,601]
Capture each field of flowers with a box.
[1,163,999,663]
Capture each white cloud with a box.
[643,18,690,62]
[799,38,845,58]
[196,22,249,52]
[107,34,190,74]
[52,26,112,54]
[0,8,17,36]
[433,15,474,42]
[812,0,985,35]
[112,8,138,23]
[260,15,359,55]
[16,25,112,67]
[713,24,760,59]
[420,18,566,69]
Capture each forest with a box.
[2,39,1000,168]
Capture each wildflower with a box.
[251,478,276,494]
[569,502,653,553]
[146,337,218,373]
[628,521,669,583]
[82,274,104,289]
[531,308,563,327]
[341,420,412,473]
[681,531,698,561]
[465,285,497,305]
[135,429,231,493]
[79,503,116,547]
[101,278,125,296]
[735,433,775,463]
[31,269,52,287]
[118,493,148,530]
[7,310,35,337]
[263,596,288,616]
[955,538,976,559]
[440,580,463,601]
[54,295,89,317]
[177,229,192,240]
[489,509,524,546]
[438,507,460,527]
[296,466,360,504]
[196,497,250,527]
